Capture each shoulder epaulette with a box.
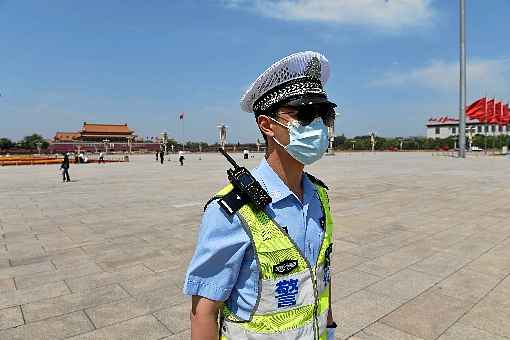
[203,195,222,212]
[203,185,250,215]
[306,173,329,190]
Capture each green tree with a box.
[333,134,346,148]
[18,134,49,149]
[0,137,14,149]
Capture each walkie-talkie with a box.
[218,148,272,213]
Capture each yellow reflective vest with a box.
[215,179,333,340]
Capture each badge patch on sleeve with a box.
[273,260,298,275]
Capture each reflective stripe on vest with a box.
[217,181,333,340]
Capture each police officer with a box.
[184,51,337,339]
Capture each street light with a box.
[127,136,133,154]
[160,132,168,155]
[36,142,42,155]
[218,124,228,149]
[102,139,110,153]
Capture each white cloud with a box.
[222,0,436,31]
[370,58,510,99]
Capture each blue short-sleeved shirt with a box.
[183,158,325,320]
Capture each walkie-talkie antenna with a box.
[219,148,240,169]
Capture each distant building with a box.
[426,116,510,139]
[80,122,134,143]
[54,132,81,142]
[50,122,160,153]
[53,123,134,143]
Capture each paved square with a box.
[1,152,509,339]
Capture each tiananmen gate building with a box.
[51,122,160,153]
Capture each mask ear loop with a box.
[258,114,290,149]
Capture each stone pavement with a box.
[0,152,509,340]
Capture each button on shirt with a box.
[183,158,325,321]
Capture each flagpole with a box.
[484,97,488,154]
[458,0,466,158]
[181,114,184,151]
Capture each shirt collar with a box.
[252,158,316,204]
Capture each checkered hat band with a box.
[253,78,326,113]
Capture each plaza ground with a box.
[0,152,509,340]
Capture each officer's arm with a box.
[190,295,222,340]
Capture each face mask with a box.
[271,117,329,165]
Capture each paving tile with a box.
[331,251,370,274]
[352,322,426,339]
[85,286,188,328]
[120,270,182,296]
[463,251,510,279]
[22,284,128,322]
[0,261,54,280]
[331,269,381,301]
[0,311,93,340]
[409,252,472,279]
[67,314,170,340]
[381,288,474,340]
[153,303,190,335]
[0,306,24,330]
[435,269,501,303]
[0,281,70,309]
[443,237,497,260]
[65,264,153,292]
[437,322,508,340]
[331,290,406,339]
[0,278,15,291]
[162,329,191,340]
[9,247,87,267]
[15,262,103,289]
[355,245,437,277]
[366,269,440,302]
[460,285,510,338]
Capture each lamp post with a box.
[160,132,168,155]
[102,139,110,153]
[467,126,475,151]
[218,124,228,149]
[35,142,42,155]
[127,136,133,154]
[458,0,467,158]
[327,125,335,156]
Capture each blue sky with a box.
[1,0,509,143]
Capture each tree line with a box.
[2,133,509,153]
[0,134,49,150]
[332,134,509,151]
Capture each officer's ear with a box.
[257,115,275,139]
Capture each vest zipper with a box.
[269,201,327,339]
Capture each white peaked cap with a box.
[240,51,331,113]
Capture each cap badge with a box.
[305,56,321,80]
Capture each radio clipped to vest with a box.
[218,148,272,215]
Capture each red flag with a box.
[502,103,509,125]
[465,97,486,119]
[493,102,503,124]
[485,99,495,124]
